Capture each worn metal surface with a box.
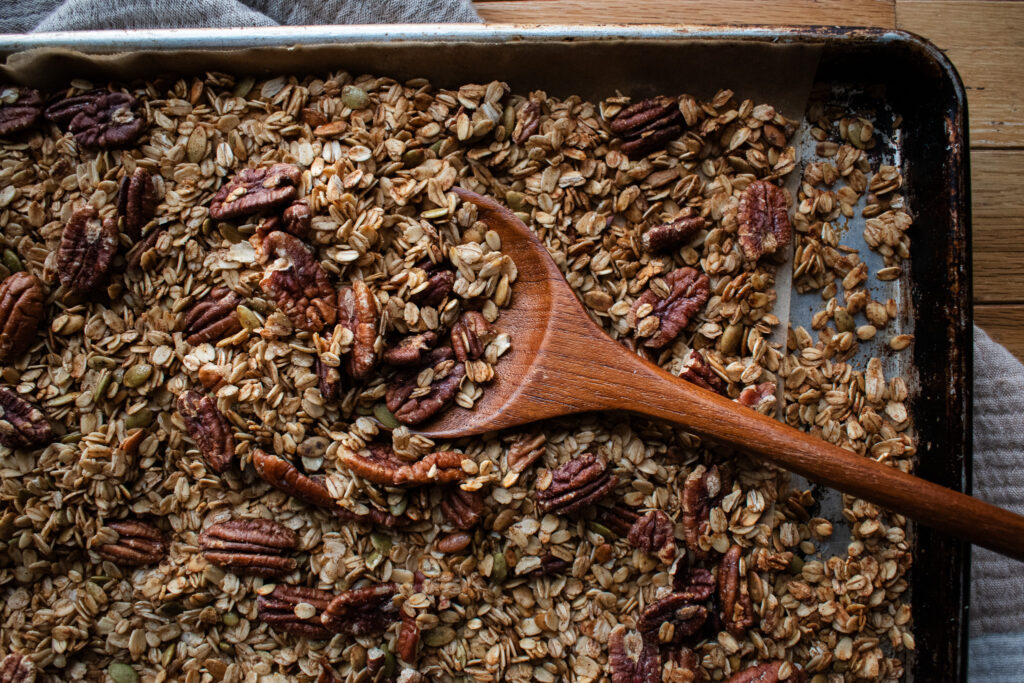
[0,25,971,681]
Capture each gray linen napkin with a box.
[0,1,1020,677]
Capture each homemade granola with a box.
[0,74,915,683]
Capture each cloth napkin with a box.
[1,2,1021,679]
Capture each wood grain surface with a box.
[473,0,1024,361]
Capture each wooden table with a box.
[474,0,1024,360]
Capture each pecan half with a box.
[738,382,776,412]
[316,355,344,402]
[0,652,34,683]
[199,519,298,577]
[737,180,792,261]
[43,90,105,127]
[0,87,43,136]
[673,566,716,602]
[665,648,704,683]
[627,267,710,349]
[383,331,439,367]
[338,281,378,380]
[97,520,166,566]
[718,545,755,637]
[679,350,726,395]
[598,503,640,537]
[258,231,337,332]
[726,662,806,683]
[117,167,159,241]
[440,487,484,530]
[397,612,420,662]
[637,592,709,646]
[385,347,466,426]
[609,624,660,683]
[339,445,466,487]
[253,448,338,512]
[57,207,118,295]
[628,510,677,564]
[210,164,301,221]
[177,390,235,473]
[0,272,44,364]
[507,432,546,474]
[451,311,493,362]
[320,583,398,636]
[681,465,726,558]
[641,209,705,254]
[282,200,312,239]
[126,226,163,271]
[537,453,618,515]
[0,387,51,449]
[68,92,146,149]
[257,584,334,639]
[530,553,570,578]
[610,96,684,159]
[409,260,454,307]
[183,287,243,346]
[513,99,541,144]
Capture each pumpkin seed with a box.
[2,249,21,273]
[341,85,369,109]
[402,149,424,167]
[223,612,239,627]
[370,533,392,554]
[587,521,615,541]
[236,304,263,330]
[491,551,507,583]
[123,364,153,388]
[233,76,255,99]
[365,549,383,569]
[373,403,400,430]
[88,355,118,370]
[125,408,154,430]
[423,626,456,647]
[720,323,743,355]
[108,662,139,683]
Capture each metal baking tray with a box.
[0,25,971,681]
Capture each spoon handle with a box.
[575,345,1022,561]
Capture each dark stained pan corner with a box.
[0,25,973,681]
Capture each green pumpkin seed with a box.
[380,645,396,678]
[504,191,525,211]
[125,408,154,430]
[834,309,854,333]
[108,662,139,683]
[123,364,152,388]
[158,601,184,617]
[2,249,21,273]
[389,497,408,518]
[373,403,400,430]
[218,222,243,243]
[89,575,112,585]
[491,551,507,583]
[341,85,369,109]
[370,533,392,554]
[218,642,234,654]
[402,148,424,167]
[93,372,111,403]
[588,521,615,541]
[423,626,456,647]
[60,431,82,445]
[429,140,444,155]
[236,305,263,331]
[88,356,118,371]
[233,76,255,99]
[720,323,743,355]
[161,644,175,669]
[365,549,383,570]
[223,612,239,627]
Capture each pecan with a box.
[627,267,710,349]
[610,96,684,159]
[681,465,727,558]
[628,510,677,564]
[385,347,466,426]
[338,281,378,380]
[320,583,398,636]
[253,448,338,513]
[409,260,454,307]
[43,90,104,126]
[738,382,776,412]
[513,99,541,144]
[537,453,618,515]
[68,92,146,149]
[679,351,726,395]
[210,164,301,221]
[0,387,51,449]
[282,200,312,239]
[396,612,420,662]
[177,390,235,473]
[609,624,660,683]
[440,487,484,530]
[183,287,243,346]
[199,518,299,577]
[598,503,640,537]
[530,553,570,577]
[383,331,439,367]
[97,520,166,566]
[665,648,704,682]
[451,311,493,362]
[257,230,336,332]
[0,652,34,683]
[737,180,792,261]
[316,355,344,401]
[726,662,806,683]
[0,87,43,136]
[257,584,334,639]
[117,167,159,241]
[672,565,715,599]
[637,592,708,646]
[507,432,546,473]
[718,545,755,637]
[0,272,45,364]
[126,226,164,271]
[641,209,705,253]
[56,207,118,295]
[339,445,466,487]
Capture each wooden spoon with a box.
[421,187,1024,562]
